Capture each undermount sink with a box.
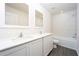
[23,34,41,38]
[11,35,37,42]
[11,33,47,42]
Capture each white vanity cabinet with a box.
[0,44,27,56]
[8,47,27,56]
[43,35,53,56]
[27,39,43,56]
[0,39,43,56]
[0,34,53,56]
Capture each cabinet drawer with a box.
[0,44,26,56]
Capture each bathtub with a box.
[52,35,77,50]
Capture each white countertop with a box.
[0,33,52,51]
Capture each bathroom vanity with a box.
[0,33,53,56]
[0,3,53,56]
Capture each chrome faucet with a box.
[39,31,42,34]
[19,32,23,38]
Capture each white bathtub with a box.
[52,35,77,50]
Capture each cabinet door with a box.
[8,48,27,56]
[0,44,27,56]
[27,39,42,56]
[43,35,53,56]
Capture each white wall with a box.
[52,10,76,38]
[77,4,79,56]
[0,27,42,39]
[0,3,5,26]
[0,2,52,39]
[52,10,77,50]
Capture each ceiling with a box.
[41,3,77,15]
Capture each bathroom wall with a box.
[0,2,52,39]
[52,10,77,50]
[0,3,5,26]
[52,10,76,38]
[0,27,42,39]
[77,3,79,56]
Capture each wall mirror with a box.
[5,3,29,26]
[35,10,43,27]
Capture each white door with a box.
[27,39,42,56]
[43,35,53,56]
